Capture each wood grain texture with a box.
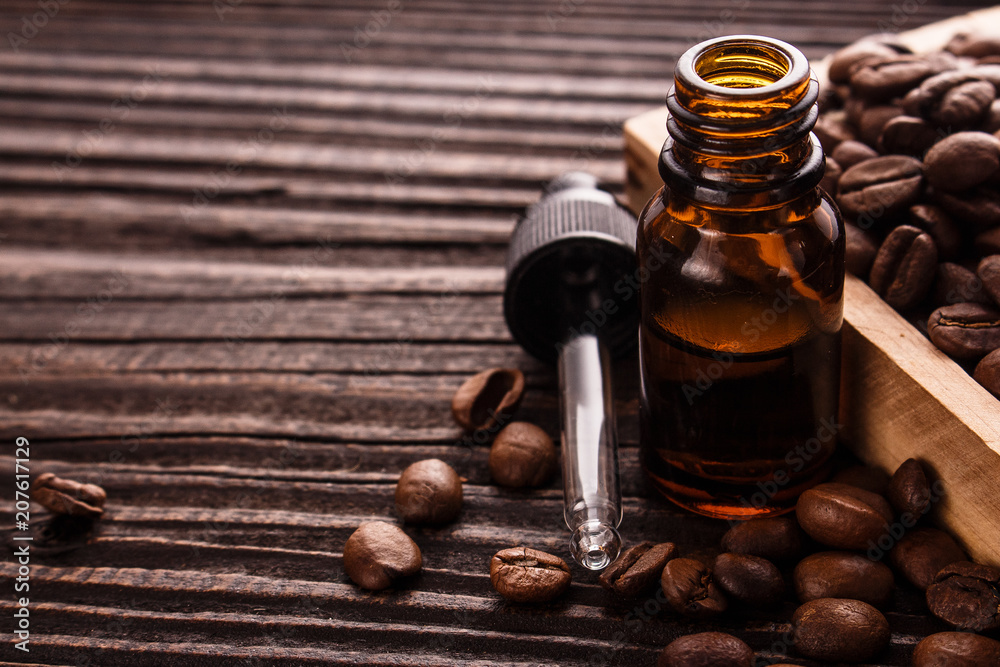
[840,276,1000,566]
[2,0,996,664]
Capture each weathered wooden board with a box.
[2,0,996,664]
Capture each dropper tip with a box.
[569,520,622,571]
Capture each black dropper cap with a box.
[503,172,639,365]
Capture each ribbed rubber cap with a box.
[504,173,639,364]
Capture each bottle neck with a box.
[658,36,825,210]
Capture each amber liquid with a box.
[638,195,843,519]
[640,318,839,519]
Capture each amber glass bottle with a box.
[637,35,845,520]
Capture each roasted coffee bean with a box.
[792,598,890,663]
[986,98,1000,133]
[720,516,804,562]
[973,64,1000,91]
[928,302,1000,360]
[813,111,856,152]
[394,459,463,525]
[974,347,1000,398]
[820,156,842,196]
[793,551,894,608]
[343,521,422,590]
[450,367,524,432]
[978,254,1000,304]
[796,482,894,550]
[935,186,1000,233]
[31,472,106,518]
[913,631,1000,666]
[902,71,996,129]
[817,84,845,113]
[599,541,677,598]
[909,205,962,262]
[869,225,938,310]
[490,547,571,603]
[858,104,904,148]
[934,263,992,307]
[660,557,728,618]
[924,132,1000,193]
[879,115,940,156]
[832,140,878,171]
[829,40,909,84]
[844,95,869,131]
[926,561,1000,631]
[887,458,932,517]
[838,155,923,219]
[657,632,753,667]
[977,227,1000,256]
[488,422,558,488]
[890,527,967,591]
[831,465,890,496]
[850,54,953,103]
[946,33,1000,58]
[845,222,879,278]
[713,552,785,606]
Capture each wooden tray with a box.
[623,6,1000,567]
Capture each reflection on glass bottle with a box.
[638,35,845,519]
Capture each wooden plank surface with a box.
[2,1,997,664]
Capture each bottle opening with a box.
[694,41,791,89]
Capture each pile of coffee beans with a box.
[817,32,1000,397]
[344,369,1000,663]
[650,457,1000,665]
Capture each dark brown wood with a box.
[1,0,993,664]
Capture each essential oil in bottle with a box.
[637,35,845,520]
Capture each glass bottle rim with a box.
[674,34,811,100]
